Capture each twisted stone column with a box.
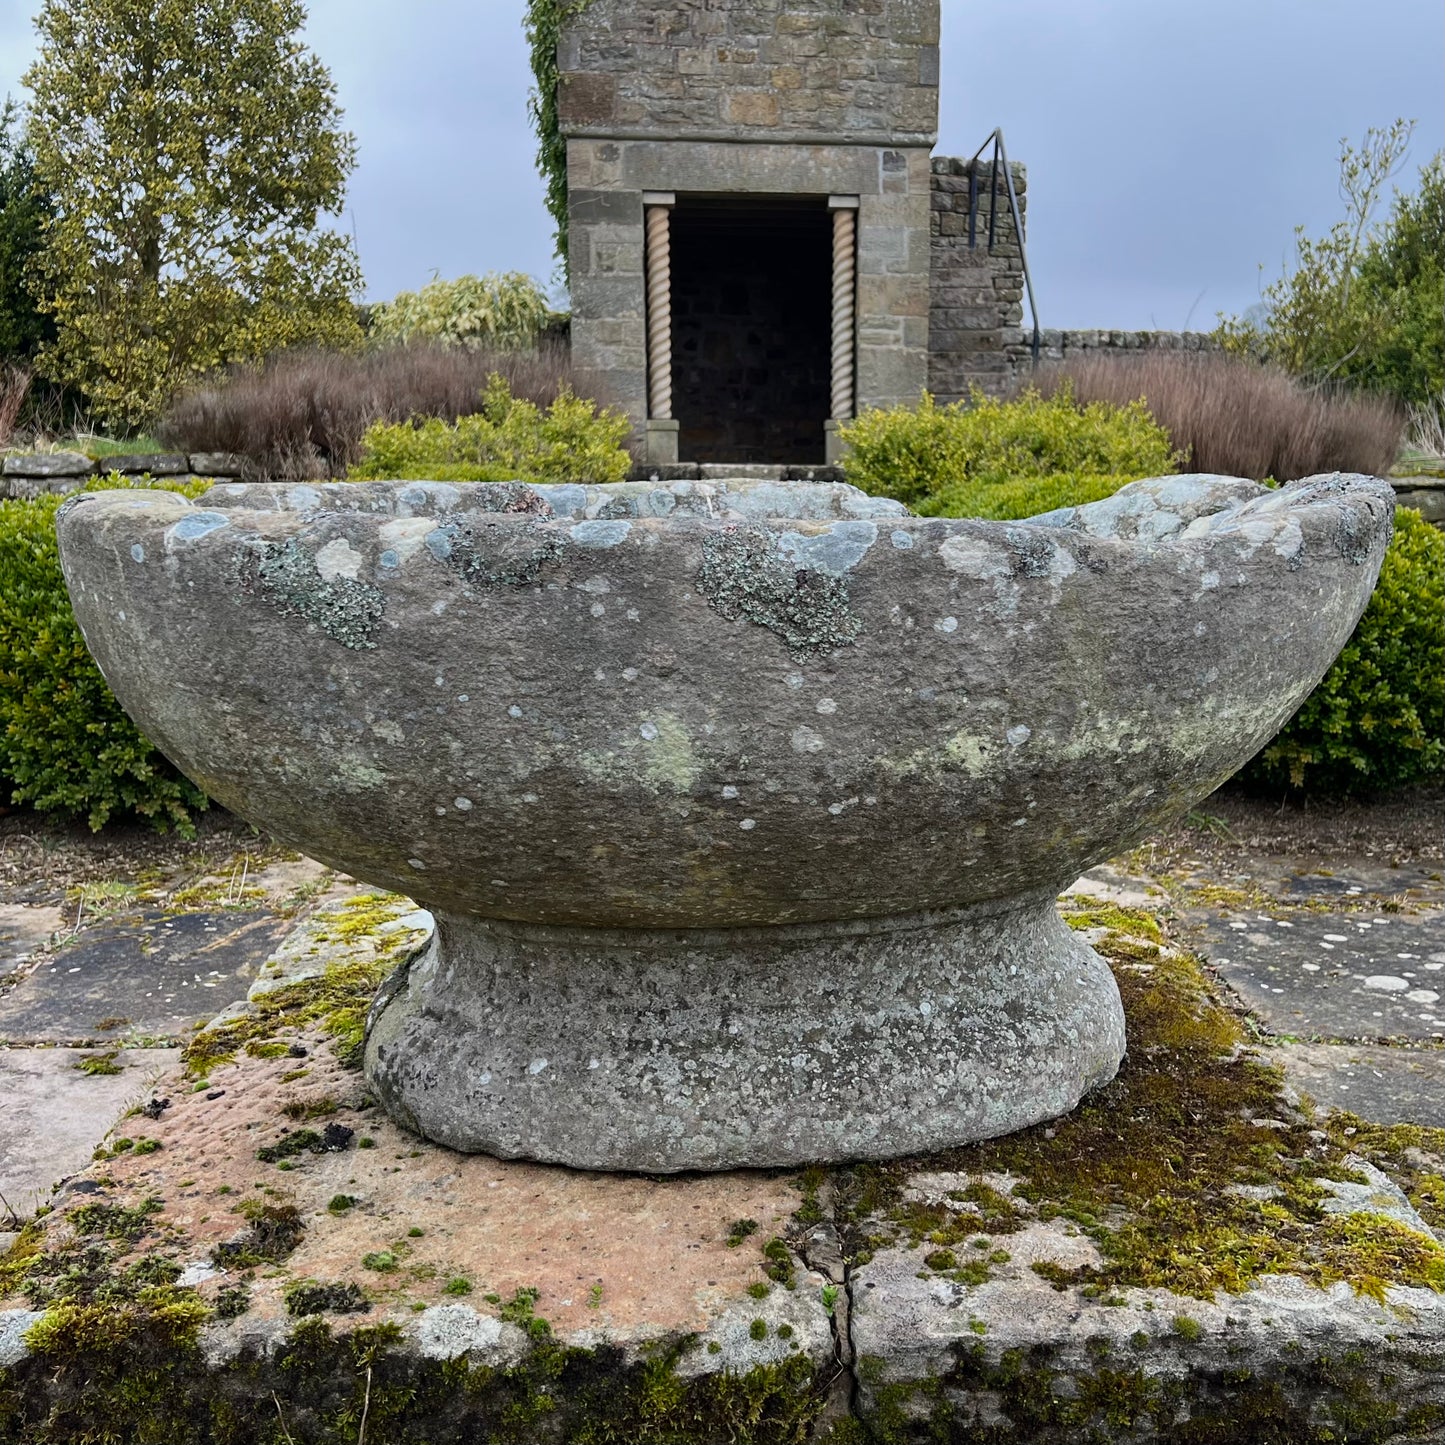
[645,204,673,422]
[830,204,857,422]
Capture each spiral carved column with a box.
[830,205,857,422]
[645,204,673,422]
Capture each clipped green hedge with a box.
[839,385,1180,508]
[915,470,1150,522]
[352,374,630,484]
[0,475,209,831]
[1245,507,1444,795]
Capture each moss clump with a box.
[211,1200,304,1267]
[256,1122,353,1163]
[866,1338,1445,1444]
[1062,904,1164,943]
[725,1217,759,1247]
[284,1279,371,1317]
[183,892,430,1078]
[72,1051,123,1076]
[833,924,1445,1304]
[760,1238,797,1289]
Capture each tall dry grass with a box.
[0,365,30,448]
[1024,352,1405,481]
[158,341,581,479]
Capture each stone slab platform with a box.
[2,893,1444,1442]
[0,1046,178,1218]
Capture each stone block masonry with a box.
[557,0,941,145]
[0,451,245,499]
[928,155,1027,402]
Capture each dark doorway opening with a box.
[670,195,832,465]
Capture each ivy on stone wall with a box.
[524,0,595,270]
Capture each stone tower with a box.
[556,0,941,465]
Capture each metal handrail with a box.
[964,128,1041,366]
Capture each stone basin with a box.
[56,471,1394,1171]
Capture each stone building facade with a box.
[557,0,1205,464]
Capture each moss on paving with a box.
[182,892,427,1077]
[829,915,1445,1304]
[6,892,1445,1441]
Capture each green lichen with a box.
[252,536,385,650]
[698,525,862,659]
[432,511,566,587]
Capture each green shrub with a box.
[368,272,552,351]
[0,474,210,831]
[1245,507,1444,795]
[352,374,631,484]
[916,470,1145,522]
[839,386,1180,509]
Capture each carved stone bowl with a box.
[57,472,1394,1171]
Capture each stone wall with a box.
[0,451,244,500]
[927,156,1026,402]
[1021,327,1223,371]
[558,0,940,144]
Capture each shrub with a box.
[352,374,631,484]
[839,387,1179,508]
[916,471,1145,522]
[369,272,552,351]
[0,475,209,831]
[158,340,579,479]
[1245,507,1444,795]
[1217,123,1444,409]
[1028,352,1404,481]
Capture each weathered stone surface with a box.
[103,451,190,476]
[559,0,940,145]
[0,902,64,973]
[187,451,247,477]
[0,1046,178,1211]
[367,894,1125,1170]
[1279,1041,1445,1126]
[0,451,93,478]
[1192,902,1445,1041]
[57,473,1394,1170]
[0,908,290,1044]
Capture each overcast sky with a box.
[0,0,1440,330]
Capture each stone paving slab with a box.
[1277,1040,1445,1128]
[1192,903,1445,1041]
[0,1046,178,1216]
[0,902,64,974]
[0,908,290,1045]
[1,896,1442,1441]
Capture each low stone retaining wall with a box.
[0,451,246,500]
[1391,474,1445,528]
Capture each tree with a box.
[23,0,364,430]
[0,98,52,360]
[1218,120,1444,409]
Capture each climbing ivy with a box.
[524,0,597,270]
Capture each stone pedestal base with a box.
[644,417,680,464]
[824,418,850,464]
[363,893,1126,1172]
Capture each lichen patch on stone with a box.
[253,537,385,651]
[697,523,862,659]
